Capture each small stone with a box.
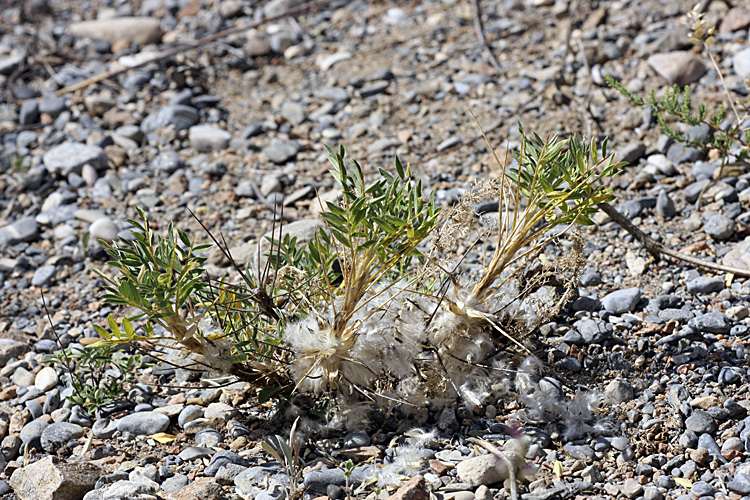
[12,368,35,387]
[43,143,108,176]
[31,265,57,287]
[601,288,641,314]
[456,454,506,486]
[318,51,352,71]
[69,17,161,45]
[115,412,170,436]
[622,478,644,499]
[387,475,429,500]
[656,189,676,219]
[437,405,458,431]
[704,214,734,241]
[687,276,724,295]
[280,101,306,125]
[685,410,717,434]
[89,218,119,243]
[692,311,732,334]
[367,137,402,153]
[189,125,232,152]
[164,477,222,500]
[734,47,750,79]
[9,455,101,500]
[263,139,299,164]
[647,51,706,86]
[19,100,39,126]
[605,379,634,403]
[40,422,84,452]
[140,105,200,133]
[35,367,59,391]
[178,447,214,461]
[92,419,118,439]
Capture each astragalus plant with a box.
[86,126,620,413]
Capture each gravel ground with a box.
[2,0,750,499]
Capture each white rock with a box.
[734,47,750,78]
[35,366,59,392]
[89,217,119,242]
[69,17,162,45]
[318,51,352,71]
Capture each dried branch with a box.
[598,202,750,278]
[470,0,502,73]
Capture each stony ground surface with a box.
[2,0,750,499]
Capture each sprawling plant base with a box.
[88,129,620,431]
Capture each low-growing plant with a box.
[606,4,749,182]
[44,345,144,413]
[261,417,303,497]
[83,125,620,420]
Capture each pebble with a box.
[43,143,108,176]
[704,214,734,240]
[687,276,724,295]
[89,218,119,242]
[116,412,170,436]
[601,288,641,314]
[189,125,232,152]
[647,51,706,86]
[263,139,299,164]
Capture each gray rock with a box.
[303,467,346,493]
[656,189,675,219]
[728,477,750,495]
[263,139,299,164]
[576,319,614,343]
[99,480,155,499]
[153,151,184,174]
[367,137,401,153]
[697,433,725,462]
[39,95,66,116]
[621,478,644,499]
[605,378,635,403]
[189,125,232,152]
[734,47,750,78]
[43,143,108,176]
[344,431,370,448]
[19,100,39,126]
[704,214,734,240]
[92,419,118,439]
[687,276,723,295]
[20,421,49,448]
[0,217,40,247]
[0,52,25,76]
[281,101,306,125]
[692,311,732,334]
[115,412,169,436]
[685,410,717,434]
[437,405,458,431]
[13,368,35,387]
[667,143,702,165]
[140,105,199,133]
[601,288,641,314]
[683,179,711,203]
[257,483,287,500]
[41,422,84,452]
[719,366,743,385]
[195,429,224,447]
[161,474,189,493]
[620,143,646,165]
[178,446,214,461]
[647,51,706,86]
[178,405,203,428]
[31,265,57,287]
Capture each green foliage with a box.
[605,74,749,166]
[261,417,303,496]
[44,346,144,413]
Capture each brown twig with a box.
[469,0,503,74]
[55,0,335,96]
[598,202,750,277]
